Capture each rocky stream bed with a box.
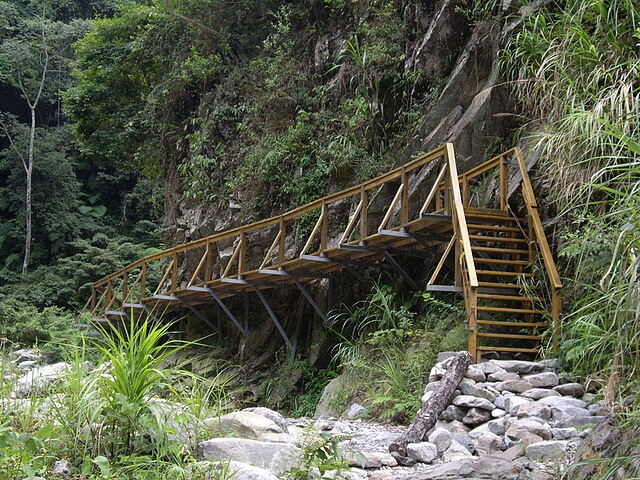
[7,350,621,480]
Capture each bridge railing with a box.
[88,144,474,317]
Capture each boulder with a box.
[496,379,533,394]
[526,440,568,461]
[537,396,587,409]
[442,440,473,462]
[462,407,492,427]
[11,362,70,398]
[553,383,585,397]
[488,370,520,382]
[489,360,545,374]
[407,442,439,463]
[465,366,486,382]
[504,396,531,415]
[344,451,397,468]
[453,395,495,411]
[198,438,301,476]
[460,382,497,402]
[439,405,466,422]
[516,402,552,420]
[428,427,452,454]
[205,411,293,443]
[552,427,578,440]
[473,431,503,455]
[505,419,552,441]
[244,407,289,433]
[521,388,561,400]
[191,460,278,480]
[522,372,559,388]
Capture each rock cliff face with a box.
[169,1,529,381]
[172,0,519,241]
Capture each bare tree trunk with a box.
[389,350,472,457]
[21,106,36,277]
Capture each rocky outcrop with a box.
[192,354,610,479]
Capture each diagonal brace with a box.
[382,251,420,290]
[254,288,293,353]
[202,288,250,336]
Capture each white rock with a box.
[474,431,503,455]
[407,442,439,463]
[537,396,587,409]
[428,427,452,454]
[516,402,552,420]
[552,427,578,440]
[489,360,545,374]
[465,366,486,382]
[504,396,532,415]
[442,440,473,462]
[198,438,301,476]
[506,419,552,441]
[453,395,495,411]
[523,372,559,388]
[521,388,561,400]
[526,440,569,461]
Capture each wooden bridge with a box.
[83,144,562,362]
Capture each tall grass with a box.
[501,0,640,405]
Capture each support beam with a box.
[153,294,219,334]
[197,287,249,336]
[382,251,420,290]
[254,288,294,355]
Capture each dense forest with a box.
[0,0,638,478]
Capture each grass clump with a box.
[330,282,466,423]
[0,314,235,479]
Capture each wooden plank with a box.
[477,332,543,340]
[477,319,548,327]
[478,306,546,314]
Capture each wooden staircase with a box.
[465,208,549,359]
[83,144,561,363]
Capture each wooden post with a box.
[467,287,479,363]
[279,216,285,265]
[321,202,328,251]
[171,252,178,292]
[238,231,246,277]
[360,186,368,242]
[389,351,472,457]
[500,155,508,211]
[401,168,409,225]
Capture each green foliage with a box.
[0,299,75,359]
[291,368,338,418]
[285,423,350,480]
[330,283,466,423]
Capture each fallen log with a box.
[389,350,472,456]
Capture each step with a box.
[477,293,543,302]
[477,332,543,340]
[467,224,523,233]
[478,281,539,289]
[473,258,530,266]
[478,306,546,314]
[470,235,528,244]
[464,212,524,223]
[476,270,534,277]
[477,345,541,353]
[477,319,549,328]
[471,246,530,255]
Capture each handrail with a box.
[89,145,454,311]
[514,148,563,290]
[446,144,478,288]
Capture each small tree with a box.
[0,1,88,276]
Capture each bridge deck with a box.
[84,144,562,362]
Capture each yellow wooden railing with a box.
[87,144,465,316]
[85,144,561,360]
